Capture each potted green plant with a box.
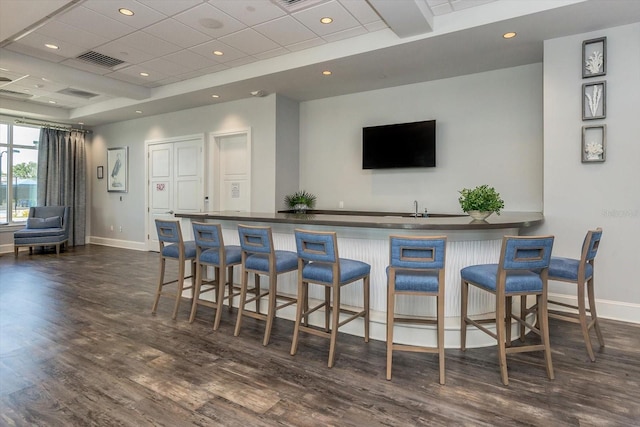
[458,185,505,220]
[284,190,317,213]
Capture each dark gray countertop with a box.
[175,210,543,230]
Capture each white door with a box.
[147,135,204,251]
[210,131,251,212]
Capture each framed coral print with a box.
[107,147,128,192]
[582,81,606,120]
[582,37,606,78]
[582,125,606,163]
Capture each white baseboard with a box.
[548,292,640,325]
[88,236,147,251]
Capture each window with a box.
[0,123,40,224]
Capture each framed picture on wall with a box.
[582,37,606,78]
[107,147,128,192]
[582,81,606,120]
[582,124,606,163]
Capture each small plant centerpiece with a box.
[284,190,317,213]
[458,185,505,221]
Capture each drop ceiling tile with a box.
[55,6,136,40]
[138,58,194,76]
[430,3,453,15]
[254,15,317,46]
[108,65,168,83]
[292,1,360,37]
[211,0,286,26]
[115,31,182,57]
[97,39,156,65]
[60,58,113,75]
[163,50,220,71]
[365,20,388,32]
[4,43,68,64]
[34,21,110,50]
[136,0,205,17]
[82,0,166,28]
[189,40,247,64]
[252,47,289,60]
[12,32,87,59]
[338,0,383,25]
[225,56,257,68]
[173,3,247,39]
[177,64,229,80]
[219,28,280,56]
[143,19,210,49]
[322,25,367,43]
[285,37,326,52]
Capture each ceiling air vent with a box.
[76,51,126,69]
[0,89,33,99]
[57,88,99,99]
[271,0,329,12]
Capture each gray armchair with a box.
[14,206,70,256]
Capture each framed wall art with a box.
[107,147,128,192]
[582,124,606,163]
[582,81,606,120]
[582,36,606,78]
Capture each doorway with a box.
[146,134,204,251]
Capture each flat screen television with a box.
[362,119,436,169]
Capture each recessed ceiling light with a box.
[211,94,219,98]
[119,8,134,16]
[135,110,142,114]
[48,100,56,104]
[320,17,333,24]
[213,50,224,56]
[140,72,149,77]
[322,70,332,76]
[503,32,517,39]
[45,43,59,50]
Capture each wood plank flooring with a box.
[1,245,639,426]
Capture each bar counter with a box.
[175,210,543,348]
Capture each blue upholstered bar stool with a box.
[460,235,555,386]
[234,224,298,346]
[189,222,242,330]
[290,229,370,368]
[386,235,447,384]
[152,219,197,320]
[547,228,604,361]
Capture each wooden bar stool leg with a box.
[386,278,395,380]
[519,295,527,342]
[437,291,445,385]
[151,257,165,314]
[364,276,370,342]
[460,279,469,351]
[588,277,605,347]
[172,259,185,320]
[189,262,203,323]
[227,266,235,312]
[290,278,305,356]
[496,294,509,386]
[539,294,554,380]
[578,282,596,362]
[324,286,330,331]
[234,268,249,337]
[263,274,278,346]
[328,284,340,368]
[254,274,261,314]
[506,296,513,347]
[213,266,226,330]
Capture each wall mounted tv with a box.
[362,119,436,169]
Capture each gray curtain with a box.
[37,128,87,246]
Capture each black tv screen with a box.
[362,120,436,169]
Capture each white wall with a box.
[275,94,300,210]
[299,63,543,214]
[88,95,278,246]
[535,23,640,321]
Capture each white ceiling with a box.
[0,0,639,127]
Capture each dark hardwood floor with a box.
[1,245,639,426]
